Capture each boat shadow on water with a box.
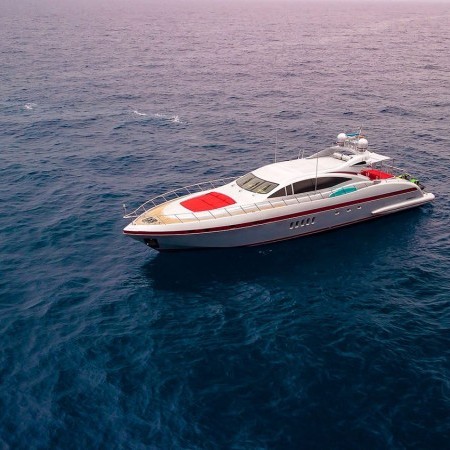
[141,208,430,292]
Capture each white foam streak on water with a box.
[132,111,183,123]
[154,113,183,123]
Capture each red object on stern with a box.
[361,169,394,180]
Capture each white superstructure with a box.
[123,132,435,251]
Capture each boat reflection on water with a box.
[142,207,427,293]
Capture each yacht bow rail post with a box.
[274,128,278,163]
[314,152,319,192]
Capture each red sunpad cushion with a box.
[181,192,236,212]
[361,169,394,180]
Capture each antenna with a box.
[314,153,319,192]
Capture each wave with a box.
[133,110,147,116]
[24,103,37,111]
[154,113,182,124]
[131,110,184,124]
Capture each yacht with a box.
[123,132,434,251]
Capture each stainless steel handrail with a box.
[123,176,236,218]
[128,181,374,225]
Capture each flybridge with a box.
[308,132,390,162]
[335,132,391,163]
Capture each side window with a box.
[268,184,293,198]
[293,177,351,194]
[269,187,286,198]
[316,177,351,190]
[293,179,316,194]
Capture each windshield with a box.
[236,173,278,194]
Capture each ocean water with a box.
[1,0,450,448]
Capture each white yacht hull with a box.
[124,184,434,251]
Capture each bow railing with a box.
[123,177,236,219]
[125,180,375,225]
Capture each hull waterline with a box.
[124,186,434,251]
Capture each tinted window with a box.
[293,177,351,194]
[269,187,287,198]
[293,179,316,194]
[268,184,294,198]
[237,173,278,194]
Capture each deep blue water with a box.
[1,0,450,448]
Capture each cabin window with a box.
[269,187,287,198]
[292,179,315,194]
[268,183,294,198]
[236,173,279,194]
[292,177,351,194]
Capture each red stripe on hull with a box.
[124,187,417,237]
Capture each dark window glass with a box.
[293,179,316,194]
[268,184,295,198]
[269,187,286,198]
[317,177,351,190]
[293,177,351,194]
[236,173,278,194]
[254,181,278,194]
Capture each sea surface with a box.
[1,0,450,448]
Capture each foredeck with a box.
[134,200,182,225]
